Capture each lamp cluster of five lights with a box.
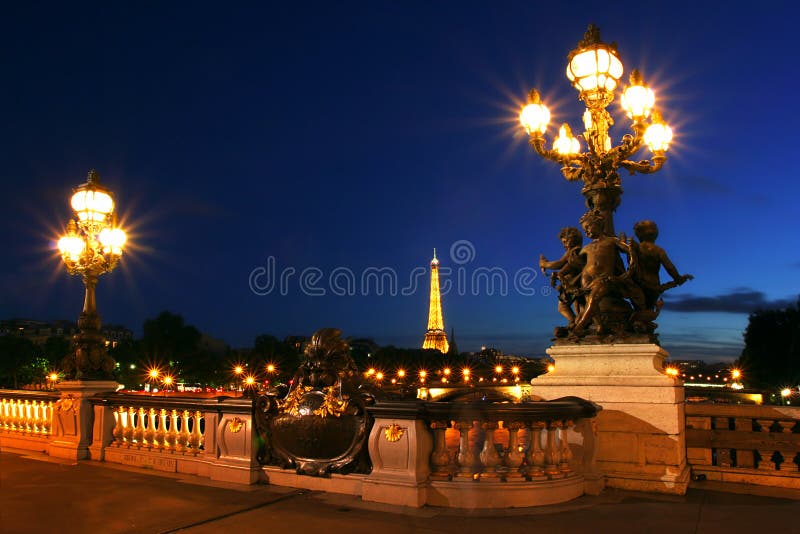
[519,25,672,160]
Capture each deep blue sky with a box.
[2,2,798,360]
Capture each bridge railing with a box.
[686,403,800,489]
[0,389,59,453]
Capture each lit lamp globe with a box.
[621,70,655,120]
[519,89,550,135]
[553,123,581,155]
[566,26,624,104]
[643,109,673,152]
[70,172,115,235]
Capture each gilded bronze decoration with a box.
[227,417,244,433]
[384,423,405,443]
[255,328,377,476]
[525,25,692,342]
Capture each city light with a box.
[266,363,276,373]
[731,369,742,380]
[665,367,679,377]
[495,365,503,374]
[547,364,555,373]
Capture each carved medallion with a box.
[227,417,244,433]
[384,423,405,442]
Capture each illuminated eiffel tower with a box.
[422,249,449,353]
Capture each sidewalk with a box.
[1,449,798,534]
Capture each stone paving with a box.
[1,449,798,533]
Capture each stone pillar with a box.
[209,399,262,484]
[50,380,118,461]
[531,344,689,495]
[363,402,433,508]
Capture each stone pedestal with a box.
[531,344,689,495]
[49,380,118,461]
[362,403,433,508]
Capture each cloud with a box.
[665,289,796,314]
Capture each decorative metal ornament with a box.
[227,417,244,433]
[384,424,405,443]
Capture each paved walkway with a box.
[1,449,798,533]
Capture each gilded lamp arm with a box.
[619,153,665,175]
[529,135,586,181]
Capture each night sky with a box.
[2,2,798,360]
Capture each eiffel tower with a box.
[422,249,449,353]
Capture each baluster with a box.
[560,419,574,474]
[42,401,52,435]
[455,420,478,478]
[504,421,525,478]
[0,399,7,429]
[778,421,797,472]
[734,418,755,468]
[155,409,168,449]
[429,420,452,479]
[756,419,775,471]
[112,406,124,445]
[526,421,546,479]
[713,416,733,467]
[545,421,562,477]
[122,407,135,446]
[165,409,179,451]
[479,421,501,478]
[21,400,30,432]
[132,407,146,447]
[177,410,191,453]
[188,411,203,454]
[143,408,156,449]
[32,401,41,433]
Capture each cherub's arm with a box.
[659,248,693,284]
[539,252,568,272]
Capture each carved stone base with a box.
[531,344,688,495]
[49,380,118,460]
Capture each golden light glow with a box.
[162,375,173,386]
[731,369,742,380]
[397,369,406,378]
[547,364,555,373]
[644,109,672,152]
[148,368,161,380]
[48,372,59,382]
[443,367,451,376]
[494,365,503,374]
[266,363,276,373]
[418,370,427,379]
[665,367,679,377]
[57,234,85,261]
[511,366,520,375]
[98,227,127,255]
[233,365,244,375]
[71,188,114,224]
[621,79,655,119]
[366,368,376,376]
[520,90,551,135]
[553,123,580,155]
[244,375,256,386]
[375,372,384,381]
[566,46,623,95]
[781,388,792,397]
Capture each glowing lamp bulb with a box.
[397,369,406,378]
[553,124,580,155]
[98,227,127,255]
[511,366,520,375]
[644,110,672,152]
[781,388,792,397]
[547,364,556,373]
[443,368,451,376]
[419,370,427,379]
[48,373,59,382]
[245,376,255,386]
[519,89,550,135]
[622,83,655,119]
[375,372,384,381]
[731,369,741,380]
[163,376,173,386]
[495,365,503,374]
[234,365,244,375]
[149,369,160,379]
[58,234,85,261]
[266,364,276,373]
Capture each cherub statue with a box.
[573,210,646,334]
[631,220,693,311]
[539,227,586,332]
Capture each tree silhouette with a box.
[738,297,800,389]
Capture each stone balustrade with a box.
[0,390,57,435]
[108,404,205,453]
[686,404,800,489]
[362,395,602,508]
[0,390,59,453]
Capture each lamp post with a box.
[57,170,126,379]
[524,25,690,340]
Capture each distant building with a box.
[1,318,131,348]
[422,249,449,353]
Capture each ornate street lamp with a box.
[57,170,126,379]
[525,25,690,340]
[521,24,672,236]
